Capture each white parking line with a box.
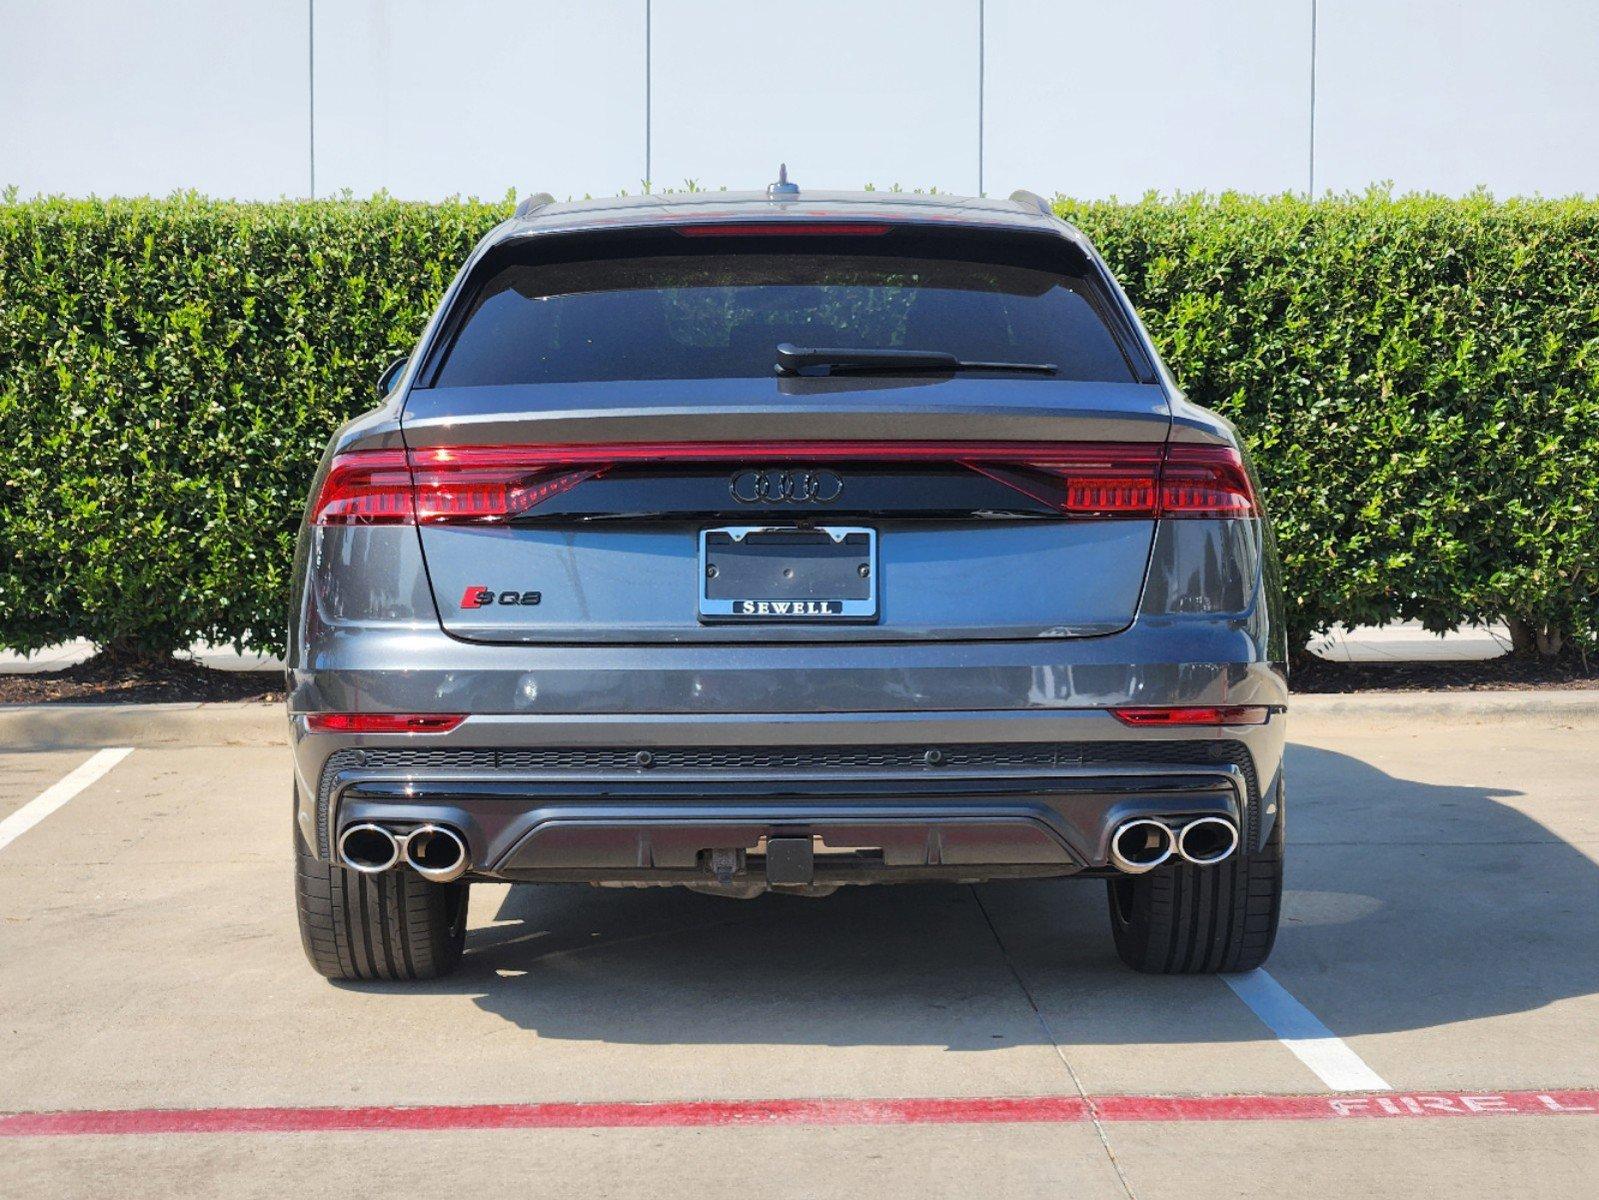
[0,748,133,855]
[1225,968,1391,1092]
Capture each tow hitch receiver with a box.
[765,837,815,885]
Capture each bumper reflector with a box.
[306,714,466,734]
[1110,706,1271,727]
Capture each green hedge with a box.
[1,191,1595,660]
[1063,192,1599,658]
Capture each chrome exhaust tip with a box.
[338,823,400,874]
[1109,818,1175,874]
[402,824,470,884]
[1176,816,1239,866]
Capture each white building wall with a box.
[985,0,1312,199]
[0,0,308,200]
[1315,0,1599,197]
[310,0,645,201]
[2,0,1596,202]
[649,0,979,196]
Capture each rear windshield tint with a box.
[428,230,1140,386]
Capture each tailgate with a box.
[403,378,1174,645]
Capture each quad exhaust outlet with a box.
[1108,818,1175,874]
[1176,815,1240,866]
[1108,815,1240,873]
[338,823,400,874]
[337,822,470,883]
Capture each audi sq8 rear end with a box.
[289,179,1288,982]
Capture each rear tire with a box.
[295,827,468,981]
[1106,778,1283,974]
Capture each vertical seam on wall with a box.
[308,0,316,198]
[977,0,985,196]
[1308,0,1318,195]
[644,0,652,190]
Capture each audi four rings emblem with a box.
[729,468,844,504]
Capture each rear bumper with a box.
[336,778,1241,884]
[287,559,1289,883]
[293,713,1280,884]
[287,614,1286,717]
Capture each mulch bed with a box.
[0,649,1594,705]
[1290,654,1597,693]
[0,655,284,705]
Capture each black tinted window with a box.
[433,243,1137,386]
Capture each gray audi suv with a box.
[289,175,1288,982]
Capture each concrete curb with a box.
[0,702,286,750]
[1291,688,1599,722]
[2,690,1597,750]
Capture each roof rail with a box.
[514,192,557,220]
[1009,189,1054,218]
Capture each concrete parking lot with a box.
[1,697,1597,1198]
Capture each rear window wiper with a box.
[775,343,1057,378]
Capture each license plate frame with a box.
[698,525,878,623]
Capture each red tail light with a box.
[309,450,604,526]
[309,450,415,525]
[1155,445,1257,517]
[946,442,1255,518]
[408,449,605,523]
[306,713,466,734]
[309,441,1256,525]
[1111,706,1271,726]
[959,445,1164,516]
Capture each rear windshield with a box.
[428,230,1141,386]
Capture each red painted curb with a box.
[1,1090,1595,1138]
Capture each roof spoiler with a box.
[1009,189,1054,218]
[514,192,557,220]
